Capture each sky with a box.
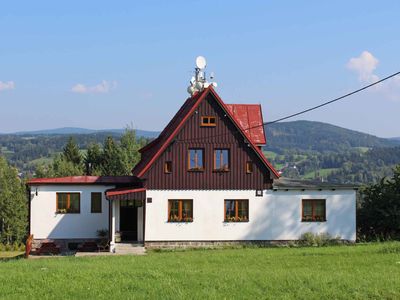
[1,1,399,137]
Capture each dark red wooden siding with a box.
[143,94,273,190]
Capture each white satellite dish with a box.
[196,56,207,69]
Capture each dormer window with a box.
[201,116,216,127]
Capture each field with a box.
[1,243,400,299]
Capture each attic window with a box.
[214,149,230,171]
[246,161,253,174]
[164,161,172,173]
[188,148,204,171]
[201,116,216,127]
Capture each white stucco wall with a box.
[30,185,112,239]
[145,189,356,241]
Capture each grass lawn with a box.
[303,168,339,179]
[1,243,400,299]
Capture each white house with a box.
[27,62,357,252]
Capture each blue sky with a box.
[1,1,399,137]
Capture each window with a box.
[91,192,102,213]
[302,199,326,222]
[56,193,80,214]
[201,116,216,127]
[188,148,204,171]
[168,200,193,222]
[214,149,230,171]
[246,161,253,173]
[224,200,249,222]
[164,161,172,173]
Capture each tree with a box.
[358,165,400,240]
[101,137,126,176]
[62,137,82,165]
[35,154,84,178]
[120,128,141,174]
[84,143,103,175]
[0,156,27,244]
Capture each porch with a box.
[106,187,146,253]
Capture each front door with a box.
[119,200,138,241]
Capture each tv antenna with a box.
[187,56,217,96]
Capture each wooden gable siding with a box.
[143,94,273,190]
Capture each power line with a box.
[177,71,400,143]
[265,71,400,125]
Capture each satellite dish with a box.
[196,56,207,69]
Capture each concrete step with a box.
[114,243,146,255]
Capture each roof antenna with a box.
[187,56,218,96]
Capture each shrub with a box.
[97,229,109,239]
[300,232,341,247]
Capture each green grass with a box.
[1,243,400,299]
[263,150,278,159]
[353,146,370,153]
[303,168,339,179]
[29,157,53,165]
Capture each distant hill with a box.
[390,137,400,142]
[4,127,159,138]
[264,120,399,153]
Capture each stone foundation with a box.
[144,239,354,249]
[144,240,293,250]
[32,238,102,253]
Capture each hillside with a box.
[1,121,399,183]
[7,127,159,138]
[264,120,399,153]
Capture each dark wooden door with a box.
[119,205,137,241]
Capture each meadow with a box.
[1,243,399,299]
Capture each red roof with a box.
[27,176,139,185]
[106,187,146,197]
[133,87,279,179]
[226,104,266,145]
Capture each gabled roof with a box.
[27,176,139,185]
[226,104,266,145]
[133,87,279,179]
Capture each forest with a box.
[0,120,399,184]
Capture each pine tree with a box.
[101,137,126,176]
[63,137,82,165]
[120,128,141,174]
[84,143,103,175]
[0,156,28,244]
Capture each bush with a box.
[300,232,341,247]
[0,242,25,252]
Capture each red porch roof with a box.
[105,187,146,201]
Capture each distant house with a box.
[27,62,356,252]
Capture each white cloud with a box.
[347,51,400,101]
[347,51,379,83]
[0,81,15,91]
[71,80,117,94]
